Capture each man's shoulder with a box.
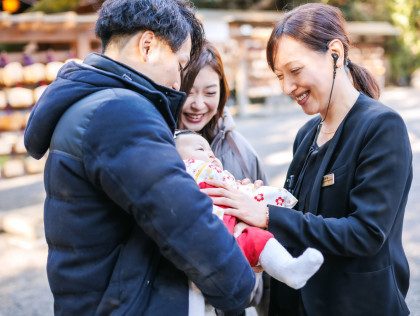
[81,88,155,115]
[101,87,151,100]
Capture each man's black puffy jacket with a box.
[24,53,255,316]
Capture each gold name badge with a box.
[322,173,335,187]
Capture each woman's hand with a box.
[201,179,268,228]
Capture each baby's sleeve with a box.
[241,185,298,208]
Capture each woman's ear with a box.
[138,31,156,63]
[328,39,345,68]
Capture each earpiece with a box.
[331,53,338,67]
[331,53,338,79]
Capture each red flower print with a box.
[276,197,284,206]
[185,159,195,167]
[255,194,264,202]
[209,164,222,173]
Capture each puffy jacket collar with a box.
[85,53,185,114]
[25,53,185,159]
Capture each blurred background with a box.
[0,0,419,175]
[0,0,419,315]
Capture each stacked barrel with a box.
[0,51,81,178]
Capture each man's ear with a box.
[138,31,156,63]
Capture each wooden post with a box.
[76,32,91,60]
[235,39,250,117]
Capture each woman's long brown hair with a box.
[266,3,380,100]
[180,40,230,143]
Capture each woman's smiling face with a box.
[179,65,220,132]
[273,35,334,117]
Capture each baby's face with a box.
[176,134,223,169]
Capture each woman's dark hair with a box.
[180,40,230,142]
[95,0,204,65]
[266,3,380,100]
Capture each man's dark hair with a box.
[95,0,204,63]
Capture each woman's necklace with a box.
[317,124,337,146]
[320,127,337,134]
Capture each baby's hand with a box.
[252,266,264,273]
[233,221,250,238]
[253,180,264,188]
[237,178,264,188]
[212,158,223,170]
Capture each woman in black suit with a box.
[202,3,412,315]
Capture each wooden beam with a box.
[0,28,97,43]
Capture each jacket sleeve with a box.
[82,93,255,314]
[269,111,413,257]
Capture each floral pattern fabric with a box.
[184,159,298,220]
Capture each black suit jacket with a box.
[269,93,412,316]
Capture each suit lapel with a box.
[308,95,363,214]
[308,125,342,214]
[285,118,320,190]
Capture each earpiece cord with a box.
[322,67,337,123]
[288,53,338,193]
[313,63,337,146]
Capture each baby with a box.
[174,130,323,315]
[175,130,323,281]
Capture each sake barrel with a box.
[1,62,24,87]
[23,62,47,85]
[0,90,6,109]
[45,61,64,82]
[33,85,48,103]
[6,87,34,108]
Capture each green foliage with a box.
[28,0,419,85]
[0,43,27,52]
[385,39,412,85]
[321,0,419,85]
[320,0,419,85]
[192,0,419,86]
[191,0,291,10]
[29,0,83,14]
[192,0,246,9]
[382,0,420,85]
[320,0,390,21]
